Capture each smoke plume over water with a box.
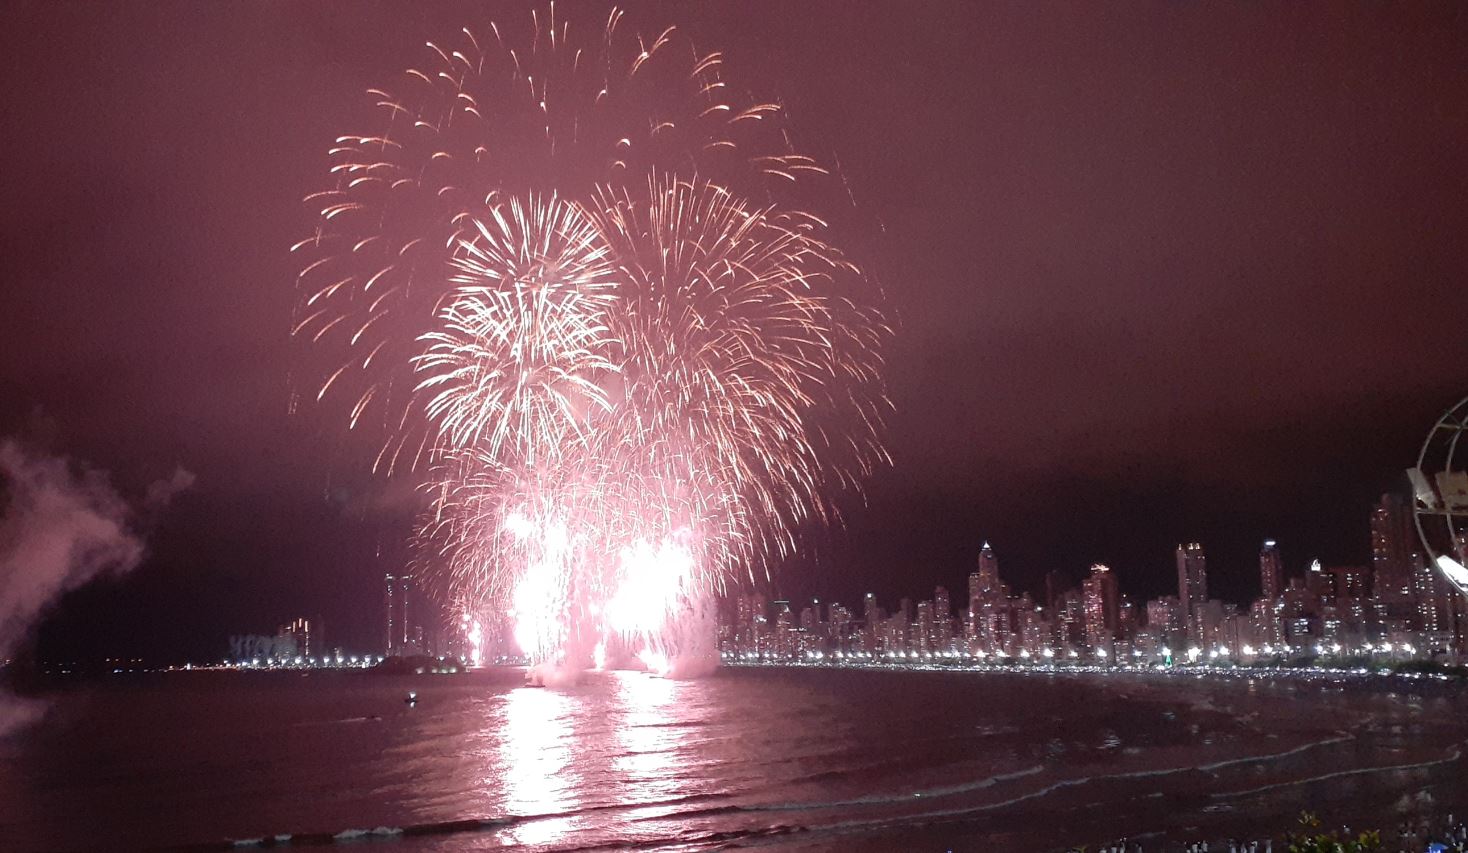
[0,440,192,736]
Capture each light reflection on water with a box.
[497,685,581,846]
[11,669,1459,853]
[483,672,696,845]
[612,671,686,815]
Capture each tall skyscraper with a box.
[933,586,953,648]
[1146,596,1184,648]
[1082,563,1120,648]
[915,600,934,653]
[975,542,1000,599]
[1413,550,1451,633]
[1259,540,1283,602]
[384,573,411,656]
[384,573,397,655]
[1176,543,1207,613]
[773,601,794,656]
[1371,493,1414,600]
[1306,558,1332,601]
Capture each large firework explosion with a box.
[294,7,889,679]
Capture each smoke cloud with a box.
[0,440,191,736]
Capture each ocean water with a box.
[2,667,1466,852]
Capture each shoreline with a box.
[722,658,1468,689]
[722,661,1468,852]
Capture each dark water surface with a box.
[3,667,1467,852]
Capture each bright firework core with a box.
[295,8,890,681]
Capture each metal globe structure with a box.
[1411,395,1468,595]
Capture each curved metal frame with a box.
[1413,395,1468,595]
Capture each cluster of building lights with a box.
[222,655,385,670]
[723,498,1467,669]
[722,639,1422,667]
[724,653,1462,684]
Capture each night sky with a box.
[4,1,1467,662]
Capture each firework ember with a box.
[295,6,890,680]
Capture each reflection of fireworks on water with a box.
[296,7,889,678]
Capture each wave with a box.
[190,738,1458,852]
[212,791,733,851]
[709,742,1468,850]
[662,763,1047,820]
[1196,731,1354,773]
[1209,745,1463,798]
[289,715,382,728]
[224,819,508,848]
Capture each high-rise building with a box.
[933,586,952,648]
[384,573,411,656]
[975,542,1000,599]
[800,605,818,633]
[1259,540,1283,602]
[735,595,753,649]
[1328,566,1369,601]
[1056,588,1086,648]
[1082,564,1120,648]
[1413,550,1451,634]
[773,601,794,656]
[829,603,852,648]
[862,592,879,624]
[1146,596,1184,649]
[1306,558,1332,602]
[1175,543,1207,614]
[915,600,934,653]
[1371,493,1415,600]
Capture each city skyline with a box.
[22,479,1462,665]
[724,490,1462,666]
[763,486,1440,622]
[4,1,1468,664]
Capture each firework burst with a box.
[297,7,889,677]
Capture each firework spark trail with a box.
[412,194,618,463]
[297,7,890,678]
